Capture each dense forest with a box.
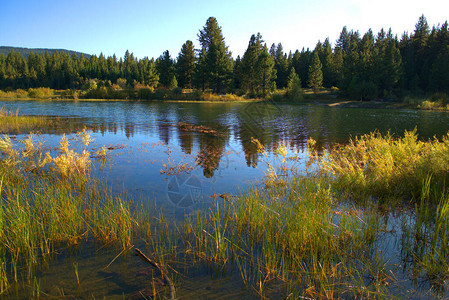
[0,46,91,59]
[0,15,448,100]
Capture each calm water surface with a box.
[3,100,449,210]
[2,99,449,298]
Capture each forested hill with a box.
[0,46,91,58]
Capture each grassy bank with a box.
[0,87,250,102]
[3,87,448,112]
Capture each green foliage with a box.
[0,15,448,100]
[156,50,175,88]
[285,69,303,101]
[27,87,53,98]
[239,33,276,97]
[176,40,196,89]
[307,52,323,92]
[197,17,233,93]
[322,129,449,200]
[271,43,289,88]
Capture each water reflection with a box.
[2,100,449,196]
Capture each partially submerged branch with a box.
[134,248,176,300]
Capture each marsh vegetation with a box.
[1,102,449,298]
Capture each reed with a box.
[0,132,144,295]
[321,129,449,201]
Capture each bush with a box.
[28,88,54,99]
[430,92,448,106]
[61,89,79,100]
[137,88,154,100]
[322,129,449,200]
[171,87,182,96]
[269,91,286,102]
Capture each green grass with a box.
[158,131,449,298]
[321,129,449,202]
[0,131,143,296]
[1,124,449,297]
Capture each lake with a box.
[1,99,449,298]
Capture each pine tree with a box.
[194,48,208,91]
[286,68,303,101]
[240,33,264,94]
[240,34,276,96]
[307,52,323,92]
[255,44,276,96]
[122,50,138,87]
[156,50,175,88]
[274,43,289,88]
[140,57,159,88]
[176,40,196,89]
[198,17,233,93]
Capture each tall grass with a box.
[0,131,140,295]
[321,129,449,201]
[173,132,449,297]
[172,141,390,298]
[0,106,56,134]
[399,176,449,291]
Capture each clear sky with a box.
[1,0,448,60]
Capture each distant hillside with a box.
[0,46,92,58]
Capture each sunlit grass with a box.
[2,125,449,297]
[0,131,139,295]
[0,106,65,134]
[162,131,449,297]
[321,129,449,201]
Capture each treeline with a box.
[0,15,448,100]
[0,46,91,59]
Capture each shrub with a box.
[137,87,154,100]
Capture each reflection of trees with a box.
[157,122,171,144]
[178,130,193,154]
[124,123,135,139]
[196,135,227,178]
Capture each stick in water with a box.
[134,248,176,300]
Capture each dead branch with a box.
[135,248,176,300]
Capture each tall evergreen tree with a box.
[286,68,303,101]
[308,52,323,92]
[156,50,175,88]
[198,17,233,93]
[273,43,289,88]
[122,50,138,87]
[176,40,196,89]
[255,44,276,96]
[240,33,264,94]
[240,34,276,96]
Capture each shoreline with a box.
[0,95,446,111]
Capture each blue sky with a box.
[1,0,448,59]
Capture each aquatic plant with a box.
[0,131,144,295]
[321,129,449,201]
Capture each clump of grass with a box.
[174,139,388,298]
[0,129,96,179]
[419,100,445,110]
[0,89,29,99]
[400,176,449,291]
[321,129,449,201]
[0,106,58,134]
[179,174,385,298]
[0,132,144,294]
